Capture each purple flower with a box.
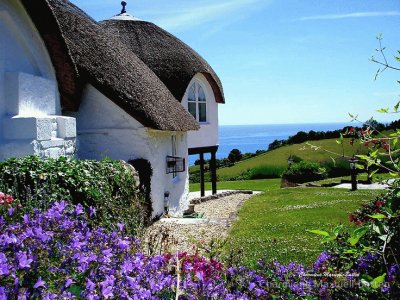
[64,278,74,288]
[0,287,7,300]
[23,214,29,224]
[16,252,33,269]
[117,223,125,232]
[117,238,130,250]
[101,285,114,299]
[74,204,84,216]
[196,271,204,281]
[33,277,46,289]
[54,201,68,212]
[314,252,331,270]
[89,206,96,217]
[0,253,9,276]
[86,279,96,292]
[42,292,57,300]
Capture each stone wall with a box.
[0,116,76,160]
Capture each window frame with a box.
[187,81,207,123]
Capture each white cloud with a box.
[150,0,267,31]
[294,11,400,22]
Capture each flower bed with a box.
[1,193,399,299]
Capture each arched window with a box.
[187,81,207,123]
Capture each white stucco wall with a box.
[0,0,76,160]
[182,73,219,149]
[72,85,190,218]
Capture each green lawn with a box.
[227,187,381,267]
[190,178,383,268]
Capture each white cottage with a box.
[0,0,225,217]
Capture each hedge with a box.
[0,156,148,233]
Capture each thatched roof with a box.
[100,20,225,104]
[21,0,199,132]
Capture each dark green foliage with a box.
[228,149,243,163]
[321,157,352,177]
[245,165,286,180]
[282,161,327,183]
[0,156,147,233]
[268,139,287,151]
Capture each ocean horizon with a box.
[189,122,355,165]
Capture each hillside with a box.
[215,137,366,181]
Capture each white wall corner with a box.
[5,72,57,117]
[57,117,76,138]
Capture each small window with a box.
[167,136,185,178]
[187,81,207,123]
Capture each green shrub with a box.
[246,165,286,179]
[321,157,351,177]
[0,156,147,233]
[282,161,327,183]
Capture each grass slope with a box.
[216,138,365,181]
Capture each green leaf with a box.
[371,273,386,289]
[395,101,400,112]
[392,138,398,147]
[356,155,370,161]
[348,226,369,246]
[370,169,379,177]
[355,164,365,170]
[343,249,358,254]
[307,230,330,237]
[377,108,389,113]
[367,214,386,219]
[68,285,82,297]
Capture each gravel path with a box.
[141,193,255,256]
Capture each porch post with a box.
[210,150,217,195]
[199,153,205,197]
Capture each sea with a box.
[189,122,354,165]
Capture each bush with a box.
[246,165,286,180]
[228,149,243,163]
[0,156,147,233]
[282,161,327,183]
[321,157,352,178]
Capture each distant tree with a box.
[268,139,286,151]
[287,131,308,144]
[228,149,243,163]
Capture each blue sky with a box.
[71,0,400,125]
